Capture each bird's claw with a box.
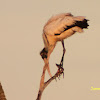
[56,63,63,66]
[55,63,64,80]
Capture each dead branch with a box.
[36,59,64,100]
[0,83,7,100]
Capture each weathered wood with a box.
[0,83,7,100]
[36,59,64,100]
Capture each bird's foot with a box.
[55,63,64,80]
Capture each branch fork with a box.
[36,61,64,100]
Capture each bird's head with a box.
[40,48,48,59]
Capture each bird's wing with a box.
[44,13,73,26]
[43,12,87,36]
[43,13,75,35]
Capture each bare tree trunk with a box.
[36,58,64,100]
[0,83,7,100]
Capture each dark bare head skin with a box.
[40,48,48,59]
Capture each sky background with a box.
[0,0,100,100]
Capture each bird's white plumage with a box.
[44,13,73,26]
[41,13,89,77]
[43,13,86,36]
[44,13,75,35]
[42,13,87,47]
[44,17,74,35]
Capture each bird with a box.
[40,13,89,78]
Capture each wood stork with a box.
[40,13,89,77]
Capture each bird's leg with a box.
[56,40,66,67]
[56,40,66,78]
[60,40,66,67]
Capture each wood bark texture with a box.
[0,83,7,100]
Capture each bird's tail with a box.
[75,19,89,29]
[74,16,89,29]
[71,17,89,33]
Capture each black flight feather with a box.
[54,19,89,35]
